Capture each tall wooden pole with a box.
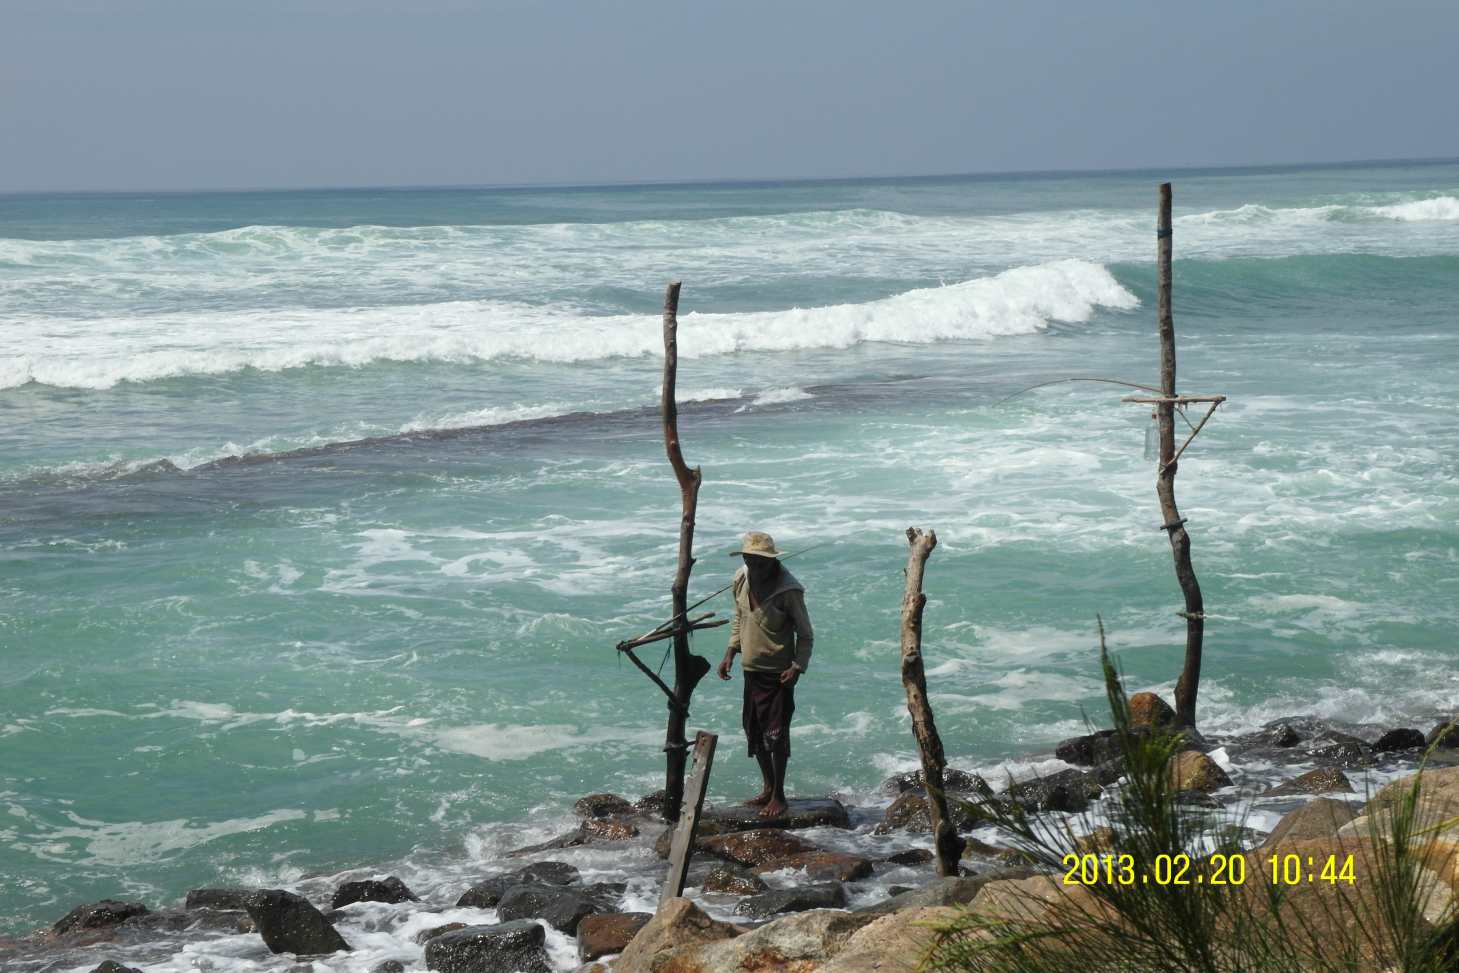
[1155,184,1205,729]
[899,528,965,875]
[661,282,711,822]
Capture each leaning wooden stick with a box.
[1154,183,1207,729]
[659,731,717,907]
[899,528,965,876]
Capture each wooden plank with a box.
[660,730,718,907]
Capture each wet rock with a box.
[53,900,151,936]
[886,885,914,897]
[699,797,852,832]
[424,921,552,973]
[634,789,669,816]
[494,881,624,934]
[879,768,987,796]
[1261,798,1359,849]
[1374,728,1426,753]
[614,898,739,973]
[1055,729,1126,767]
[699,866,767,896]
[506,830,589,856]
[1075,826,1117,855]
[516,860,580,885]
[1231,720,1303,756]
[456,878,513,910]
[574,793,635,818]
[751,850,874,882]
[658,909,877,971]
[1173,789,1223,808]
[874,791,980,834]
[1008,767,1103,813]
[577,912,652,962]
[184,888,253,912]
[242,890,350,956]
[1169,750,1232,792]
[734,882,846,919]
[457,860,582,909]
[960,836,1008,858]
[1305,732,1373,769]
[1263,767,1353,797]
[331,877,419,909]
[699,828,817,867]
[857,868,1037,915]
[1090,756,1128,786]
[882,847,934,866]
[370,962,406,973]
[580,816,639,841]
[1426,721,1459,749]
[1129,692,1176,728]
[90,963,143,973]
[416,922,468,944]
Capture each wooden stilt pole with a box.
[660,731,717,907]
[1155,184,1206,729]
[899,528,965,876]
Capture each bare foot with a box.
[744,790,773,807]
[759,796,788,818]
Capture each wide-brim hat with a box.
[729,530,784,559]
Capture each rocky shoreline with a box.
[5,698,1457,973]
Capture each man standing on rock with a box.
[716,531,815,819]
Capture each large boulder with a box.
[577,912,652,962]
[879,768,987,796]
[734,882,847,919]
[574,793,635,818]
[655,909,877,972]
[820,906,961,973]
[242,890,349,956]
[1054,729,1124,767]
[1129,692,1176,729]
[1426,721,1459,749]
[53,900,150,936]
[423,921,552,973]
[874,792,980,834]
[614,897,739,973]
[494,881,623,934]
[331,877,418,909]
[1007,768,1103,813]
[456,860,582,908]
[89,963,143,973]
[858,869,1036,915]
[415,923,468,945]
[699,828,818,867]
[698,865,768,896]
[1373,728,1426,753]
[1262,768,1352,797]
[1260,798,1359,848]
[184,888,253,912]
[752,850,874,882]
[1342,765,1459,839]
[1169,750,1232,792]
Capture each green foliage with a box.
[921,619,1459,973]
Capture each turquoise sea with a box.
[2,161,1458,959]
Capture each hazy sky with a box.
[2,0,1457,192]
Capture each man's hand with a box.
[779,665,800,687]
[717,651,735,681]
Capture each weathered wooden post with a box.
[900,528,965,875]
[659,731,718,906]
[659,282,713,821]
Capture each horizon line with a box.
[3,153,1457,200]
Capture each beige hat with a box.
[729,530,784,559]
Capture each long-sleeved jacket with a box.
[726,565,814,672]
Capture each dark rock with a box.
[1129,692,1176,728]
[516,860,580,886]
[53,901,151,936]
[577,912,652,962]
[882,847,934,866]
[879,768,987,796]
[1008,768,1103,813]
[580,816,639,841]
[874,792,981,834]
[424,921,552,973]
[331,877,418,910]
[416,922,468,944]
[574,793,634,819]
[371,962,406,973]
[1263,767,1353,797]
[698,828,817,867]
[1090,756,1128,786]
[90,963,143,973]
[495,881,624,934]
[1374,728,1426,753]
[1172,789,1223,808]
[886,885,914,897]
[1055,729,1125,767]
[751,850,874,882]
[634,789,668,816]
[184,888,253,912]
[1306,733,1373,769]
[699,797,852,832]
[456,860,581,909]
[507,830,589,856]
[698,865,767,896]
[1428,721,1459,749]
[734,882,846,919]
[242,890,350,955]
[456,878,513,910]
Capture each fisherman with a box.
[716,530,814,818]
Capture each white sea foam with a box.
[0,259,1136,390]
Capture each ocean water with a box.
[2,162,1458,958]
